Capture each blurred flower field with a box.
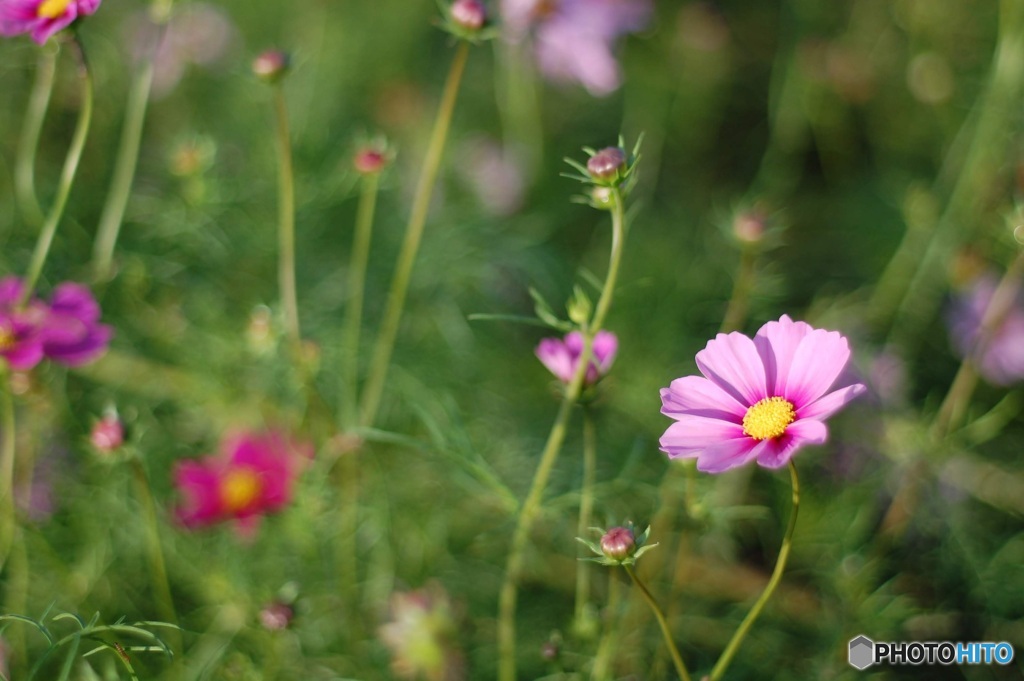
[1,0,1024,679]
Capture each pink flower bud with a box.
[600,526,636,561]
[587,147,627,181]
[733,211,766,244]
[91,414,124,453]
[259,601,295,630]
[354,148,389,175]
[252,50,290,83]
[451,0,486,31]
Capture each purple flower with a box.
[0,0,101,44]
[0,277,46,371]
[659,315,866,473]
[501,0,651,96]
[41,283,112,366]
[947,274,1024,386]
[536,330,617,385]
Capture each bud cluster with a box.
[577,522,657,566]
[563,137,642,210]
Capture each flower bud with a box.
[450,0,487,31]
[540,639,559,662]
[354,148,389,175]
[252,50,290,84]
[587,147,627,181]
[732,211,766,245]
[599,526,636,561]
[259,601,295,631]
[91,414,125,453]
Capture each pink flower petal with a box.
[782,328,851,407]
[799,384,867,421]
[753,315,813,396]
[755,419,827,469]
[659,414,745,452]
[661,375,746,419]
[695,332,767,405]
[695,437,763,473]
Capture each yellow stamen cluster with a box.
[220,468,262,513]
[0,327,14,351]
[37,0,72,19]
[742,396,795,441]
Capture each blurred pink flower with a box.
[660,315,865,473]
[0,277,46,371]
[174,431,312,536]
[379,582,464,681]
[947,274,1024,386]
[501,0,651,96]
[536,330,617,385]
[0,0,100,44]
[40,282,113,366]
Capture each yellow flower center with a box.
[37,0,72,19]
[742,396,796,440]
[0,327,13,351]
[219,468,262,513]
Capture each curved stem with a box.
[273,83,301,353]
[624,564,691,681]
[20,34,93,305]
[574,406,597,628]
[709,460,800,681]
[358,41,469,428]
[91,9,169,281]
[497,188,627,681]
[15,43,58,229]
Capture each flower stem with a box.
[272,82,301,354]
[590,573,621,681]
[342,171,380,427]
[358,41,469,428]
[497,188,627,681]
[19,34,93,305]
[709,460,800,681]
[0,371,16,574]
[91,8,170,282]
[574,406,597,628]
[720,247,757,334]
[15,42,58,229]
[623,564,691,681]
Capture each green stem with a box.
[273,83,301,353]
[358,41,470,428]
[91,7,170,282]
[0,372,15,574]
[342,171,380,427]
[19,34,93,305]
[130,456,180,652]
[709,460,800,681]
[624,564,691,681]
[720,247,757,334]
[590,573,621,681]
[497,188,627,681]
[15,43,58,229]
[574,407,597,629]
[337,451,360,613]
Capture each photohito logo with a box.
[848,635,1014,669]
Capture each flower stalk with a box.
[709,460,800,680]
[20,33,93,306]
[0,371,15,573]
[623,564,691,681]
[15,42,58,229]
[359,41,470,428]
[497,186,626,681]
[574,406,597,629]
[272,81,301,355]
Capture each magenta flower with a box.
[41,283,112,366]
[0,277,46,371]
[536,330,617,385]
[174,431,312,536]
[0,0,101,44]
[659,315,866,473]
[947,274,1024,386]
[501,0,651,96]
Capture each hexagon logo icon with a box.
[849,635,875,670]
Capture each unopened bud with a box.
[354,148,389,175]
[259,601,295,631]
[587,147,627,181]
[91,414,124,453]
[252,50,290,84]
[600,526,636,561]
[732,211,766,244]
[451,0,486,31]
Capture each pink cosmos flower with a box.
[0,277,47,371]
[40,283,113,366]
[947,274,1024,386]
[659,315,866,473]
[536,330,617,385]
[0,0,101,44]
[501,0,651,96]
[174,431,312,536]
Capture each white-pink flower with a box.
[659,315,865,473]
[536,330,617,386]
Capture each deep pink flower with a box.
[501,0,651,96]
[0,277,46,371]
[536,330,617,385]
[947,274,1024,386]
[659,315,865,473]
[0,0,101,44]
[41,283,112,366]
[174,431,312,536]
